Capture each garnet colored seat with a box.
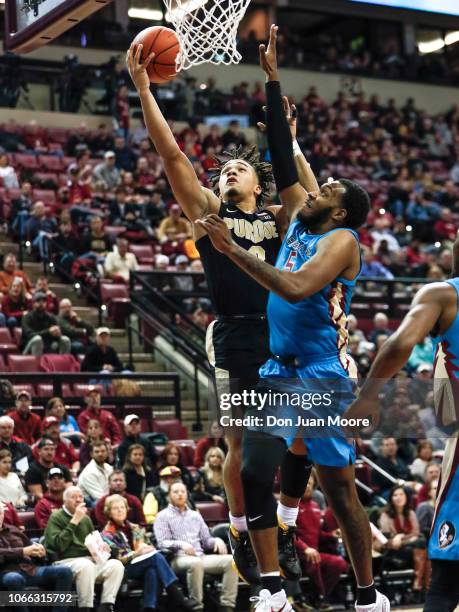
[195,502,228,525]
[73,383,107,397]
[32,189,56,205]
[12,327,22,346]
[151,418,188,440]
[38,155,64,172]
[14,154,39,170]
[129,244,154,265]
[7,354,40,372]
[40,354,80,372]
[36,383,73,397]
[100,283,130,327]
[0,328,18,355]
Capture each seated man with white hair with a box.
[0,414,32,470]
[154,482,238,612]
[43,486,124,612]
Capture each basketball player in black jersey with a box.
[127,43,313,587]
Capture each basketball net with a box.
[162,0,252,71]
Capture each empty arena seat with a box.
[129,244,154,264]
[0,328,18,355]
[33,172,59,185]
[36,383,73,398]
[73,383,106,397]
[100,283,130,327]
[18,511,41,534]
[195,502,228,525]
[14,154,39,170]
[40,354,80,372]
[152,418,188,440]
[32,189,56,205]
[8,354,40,372]
[12,327,22,346]
[172,439,196,467]
[13,384,34,397]
[38,155,64,171]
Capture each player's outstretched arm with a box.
[260,25,318,223]
[196,215,358,302]
[127,45,216,222]
[343,283,448,424]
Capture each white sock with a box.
[260,571,281,577]
[277,502,298,527]
[229,513,248,533]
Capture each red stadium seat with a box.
[195,502,228,525]
[40,354,80,372]
[33,172,59,185]
[12,327,22,346]
[152,418,188,440]
[36,383,73,398]
[129,244,154,265]
[0,328,18,355]
[13,384,34,397]
[38,155,64,172]
[0,354,6,371]
[7,354,40,372]
[73,383,106,397]
[14,154,39,170]
[32,189,56,205]
[100,283,130,327]
[47,128,69,145]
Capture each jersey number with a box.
[285,250,297,271]
[248,246,266,261]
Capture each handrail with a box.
[4,372,181,419]
[358,454,400,486]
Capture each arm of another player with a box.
[343,283,447,423]
[196,215,358,302]
[127,45,216,222]
[260,25,318,225]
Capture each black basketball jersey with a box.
[196,202,281,316]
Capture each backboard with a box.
[5,0,113,54]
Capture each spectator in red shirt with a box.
[295,472,348,610]
[77,386,122,445]
[434,208,457,242]
[33,467,66,529]
[193,421,228,468]
[416,462,441,505]
[94,470,146,529]
[7,390,41,446]
[2,278,32,328]
[68,166,92,204]
[33,417,79,473]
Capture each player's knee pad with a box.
[280,450,313,499]
[241,432,286,530]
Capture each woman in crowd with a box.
[379,485,428,599]
[193,447,226,504]
[416,478,438,538]
[0,450,28,507]
[46,397,83,444]
[2,278,32,328]
[101,494,198,611]
[193,420,228,468]
[123,444,158,500]
[79,418,113,469]
[410,440,434,480]
[160,443,194,491]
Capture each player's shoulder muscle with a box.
[412,281,455,309]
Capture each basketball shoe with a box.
[250,589,293,611]
[355,590,391,611]
[228,525,260,584]
[278,518,302,580]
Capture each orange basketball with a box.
[133,26,180,84]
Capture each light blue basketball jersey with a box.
[266,220,361,366]
[429,278,459,560]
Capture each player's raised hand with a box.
[126,44,155,93]
[195,214,234,254]
[259,24,279,82]
[257,96,298,141]
[342,395,381,438]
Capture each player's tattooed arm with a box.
[127,44,217,224]
[196,215,358,303]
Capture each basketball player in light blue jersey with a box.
[346,232,459,612]
[197,27,390,612]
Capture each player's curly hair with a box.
[209,145,273,208]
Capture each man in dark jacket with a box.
[94,470,146,528]
[116,414,158,468]
[57,298,94,355]
[0,502,73,612]
[21,292,71,356]
[0,414,33,471]
[80,327,124,372]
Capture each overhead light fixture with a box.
[418,29,459,54]
[128,7,164,20]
